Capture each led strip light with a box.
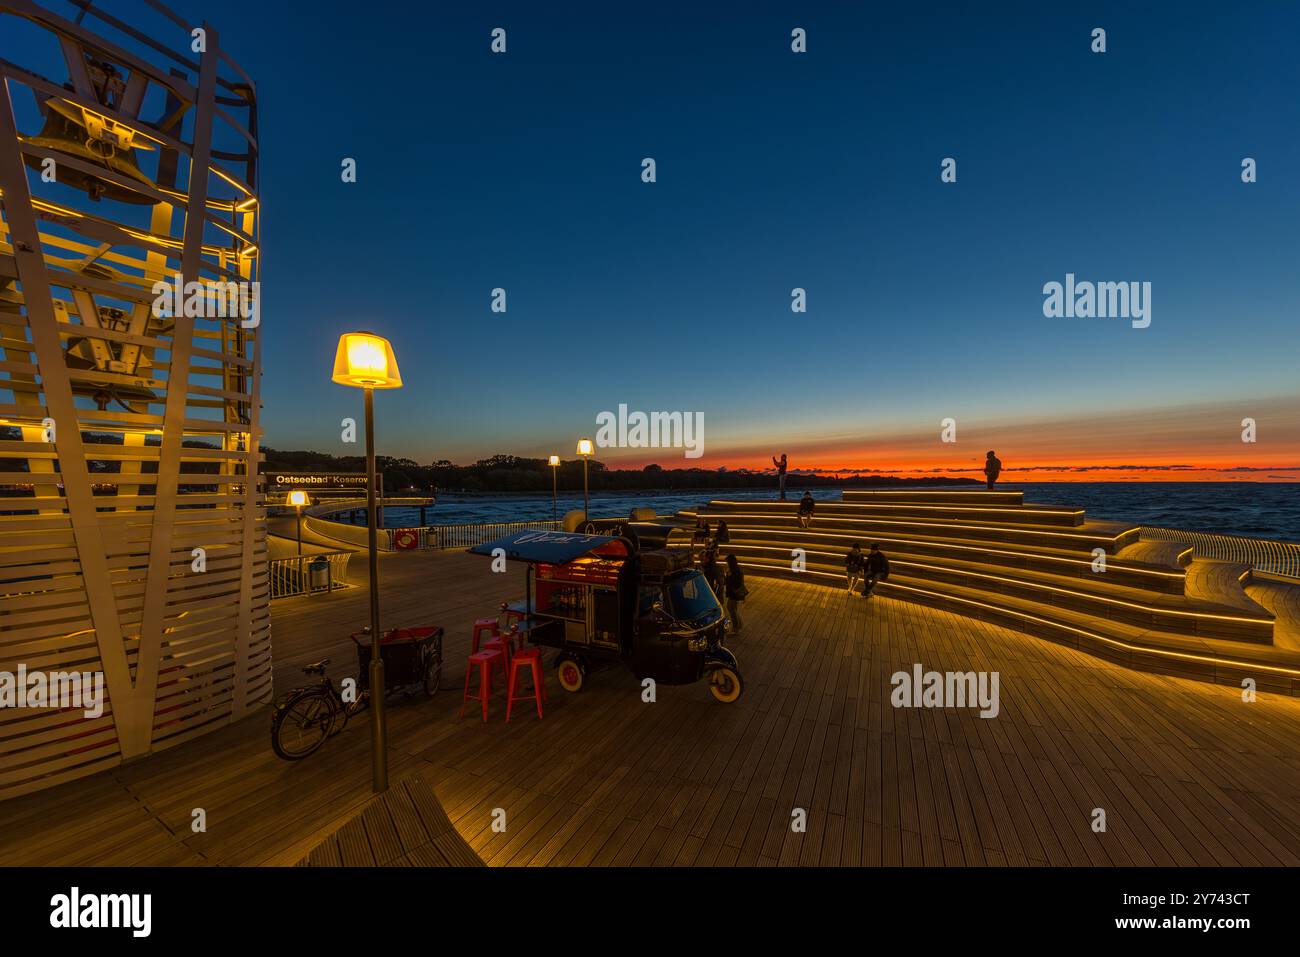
[733,560,1300,680]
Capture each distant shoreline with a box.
[416,477,983,498]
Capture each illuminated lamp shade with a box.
[576,438,594,457]
[287,490,309,507]
[548,455,560,466]
[331,332,402,389]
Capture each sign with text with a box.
[268,471,369,493]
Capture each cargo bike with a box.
[270,625,443,760]
[469,526,743,703]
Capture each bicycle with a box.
[270,626,443,761]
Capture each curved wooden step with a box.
[842,488,1025,506]
[704,498,1086,527]
[732,557,1300,695]
[1246,575,1300,654]
[715,543,1271,643]
[1118,539,1193,569]
[685,507,1139,553]
[689,521,1185,593]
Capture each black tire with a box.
[423,642,443,697]
[271,688,338,760]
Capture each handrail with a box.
[389,520,561,550]
[1140,527,1300,579]
[268,550,352,599]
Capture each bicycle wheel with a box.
[271,689,338,760]
[423,640,443,697]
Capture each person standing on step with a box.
[690,517,710,563]
[845,542,864,594]
[773,453,789,501]
[724,553,747,635]
[861,543,890,598]
[797,490,816,529]
[701,537,724,598]
[984,450,1002,490]
[715,520,730,547]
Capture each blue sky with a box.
[7,1,1298,471]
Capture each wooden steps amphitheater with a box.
[672,489,1300,695]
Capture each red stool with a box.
[471,617,499,653]
[502,623,526,655]
[506,652,545,721]
[461,649,503,722]
[481,636,511,682]
[511,646,546,702]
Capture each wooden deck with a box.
[296,775,484,867]
[4,547,1300,866]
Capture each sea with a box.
[350,482,1300,544]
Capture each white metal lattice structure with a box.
[0,0,267,798]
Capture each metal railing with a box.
[387,519,562,550]
[268,551,353,599]
[1140,527,1300,579]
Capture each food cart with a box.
[469,527,743,702]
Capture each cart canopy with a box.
[468,529,631,565]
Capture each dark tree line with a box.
[261,448,977,496]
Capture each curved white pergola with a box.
[0,0,266,798]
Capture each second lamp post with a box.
[332,331,402,794]
[576,437,593,523]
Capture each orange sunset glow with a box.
[597,396,1300,481]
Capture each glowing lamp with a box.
[576,438,594,457]
[332,332,402,389]
[548,455,560,466]
[287,490,309,508]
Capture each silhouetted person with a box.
[701,539,724,598]
[797,491,815,528]
[724,553,747,635]
[690,517,710,563]
[984,451,1002,490]
[773,453,788,500]
[861,543,890,598]
[715,520,730,546]
[845,542,864,594]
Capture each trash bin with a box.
[308,556,330,592]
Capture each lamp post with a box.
[548,455,560,523]
[287,489,310,557]
[576,438,594,523]
[332,331,402,794]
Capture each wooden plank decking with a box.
[3,547,1300,866]
[297,775,484,867]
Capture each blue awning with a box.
[467,529,628,564]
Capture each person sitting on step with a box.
[860,543,890,598]
[797,491,816,529]
[845,542,864,594]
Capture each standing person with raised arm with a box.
[772,453,788,501]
